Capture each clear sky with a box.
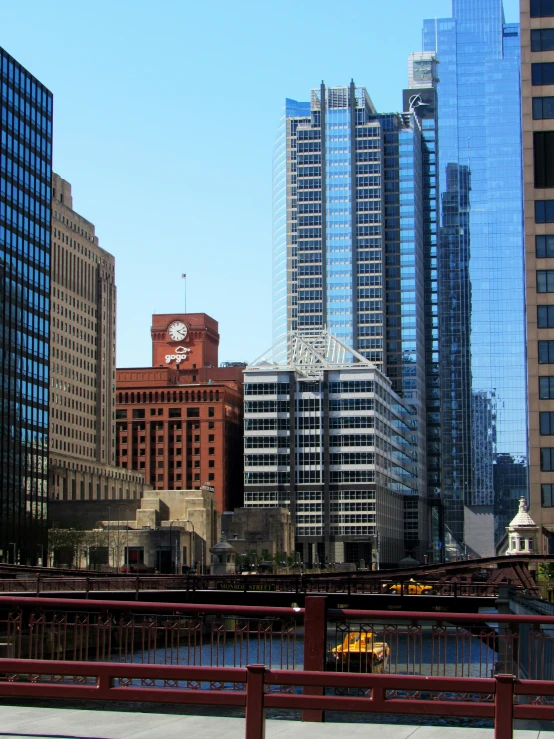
[1,0,520,368]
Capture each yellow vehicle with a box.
[389,578,433,595]
[329,631,390,672]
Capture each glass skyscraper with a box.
[423,0,527,553]
[272,82,433,560]
[0,47,52,563]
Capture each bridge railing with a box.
[0,573,525,597]
[0,657,551,738]
[0,595,553,684]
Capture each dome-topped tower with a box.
[210,534,237,575]
[505,498,539,555]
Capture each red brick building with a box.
[115,314,244,512]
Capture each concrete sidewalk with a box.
[0,706,551,739]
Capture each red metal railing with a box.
[0,595,553,682]
[0,657,551,738]
[0,593,553,730]
[0,573,523,597]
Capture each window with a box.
[116,410,127,419]
[209,460,215,468]
[536,201,554,222]
[537,270,554,292]
[533,97,554,120]
[537,235,554,258]
[532,0,554,17]
[541,411,554,435]
[169,408,181,418]
[539,341,554,363]
[132,409,145,419]
[540,376,554,398]
[208,473,215,481]
[209,447,214,455]
[187,408,199,418]
[208,434,214,442]
[208,407,215,417]
[208,422,215,429]
[535,132,554,187]
[538,305,554,327]
[533,63,554,86]
[541,448,554,471]
[532,29,554,51]
[542,484,554,507]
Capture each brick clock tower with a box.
[151,313,219,371]
[116,312,245,514]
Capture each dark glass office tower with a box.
[0,48,52,563]
[423,0,526,556]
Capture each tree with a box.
[47,528,86,568]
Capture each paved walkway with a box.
[0,706,552,739]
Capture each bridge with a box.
[0,592,553,736]
[0,555,545,611]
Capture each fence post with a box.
[303,595,327,723]
[494,674,514,739]
[135,576,140,601]
[85,577,90,600]
[245,664,266,739]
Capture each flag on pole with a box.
[181,273,186,279]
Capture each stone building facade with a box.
[49,174,146,505]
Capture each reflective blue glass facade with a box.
[423,0,527,551]
[0,47,52,563]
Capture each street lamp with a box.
[168,520,179,574]
[125,509,130,572]
[181,520,196,572]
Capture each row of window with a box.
[119,407,215,420]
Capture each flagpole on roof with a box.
[181,273,187,313]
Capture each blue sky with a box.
[2,0,520,367]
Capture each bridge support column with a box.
[303,596,327,723]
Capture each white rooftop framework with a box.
[247,330,375,378]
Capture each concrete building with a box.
[51,487,217,573]
[222,507,294,562]
[116,314,244,512]
[243,331,423,568]
[49,174,146,506]
[521,0,554,553]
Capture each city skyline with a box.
[0,0,519,368]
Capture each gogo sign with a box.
[165,346,191,364]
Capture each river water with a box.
[119,626,498,727]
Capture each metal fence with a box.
[0,574,522,597]
[0,595,553,682]
[0,595,554,736]
[0,658,552,738]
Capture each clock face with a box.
[168,321,188,341]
